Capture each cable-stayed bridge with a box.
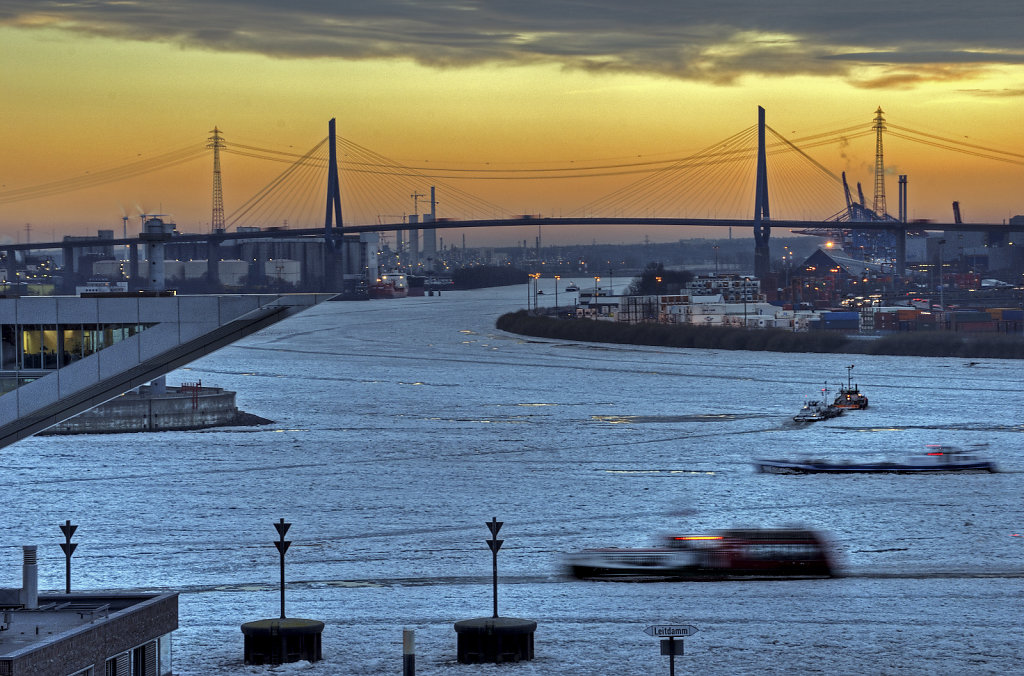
[1,107,1020,286]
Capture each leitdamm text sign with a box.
[643,624,698,638]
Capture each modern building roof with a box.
[0,592,177,676]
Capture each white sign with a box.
[644,624,698,638]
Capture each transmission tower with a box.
[207,126,225,231]
[872,107,887,217]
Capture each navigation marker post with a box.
[453,517,537,664]
[58,520,78,594]
[486,516,503,618]
[273,518,291,619]
[643,625,699,675]
[240,519,324,665]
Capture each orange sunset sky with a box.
[2,2,1023,246]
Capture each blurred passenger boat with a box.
[565,528,834,580]
[754,445,996,474]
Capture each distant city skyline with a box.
[2,1,1023,246]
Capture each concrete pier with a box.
[241,618,324,665]
[40,385,271,435]
[454,617,536,664]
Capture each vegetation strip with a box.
[496,311,1024,359]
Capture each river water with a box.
[3,282,1022,674]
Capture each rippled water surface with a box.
[3,283,1021,674]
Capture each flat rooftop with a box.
[0,593,175,660]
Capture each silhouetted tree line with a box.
[625,263,695,295]
[495,311,1024,359]
[453,266,529,289]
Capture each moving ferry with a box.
[565,528,834,580]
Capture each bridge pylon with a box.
[324,118,345,283]
[753,106,771,280]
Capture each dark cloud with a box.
[956,88,1024,98]
[3,1,1024,86]
[828,51,1024,65]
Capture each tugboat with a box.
[793,385,844,423]
[832,364,868,409]
[565,281,580,292]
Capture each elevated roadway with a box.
[3,216,1016,253]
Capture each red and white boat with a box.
[369,271,408,299]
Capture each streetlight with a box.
[937,239,946,313]
[713,245,719,275]
[554,275,560,315]
[743,276,750,328]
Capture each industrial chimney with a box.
[21,545,37,610]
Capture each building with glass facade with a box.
[0,292,333,450]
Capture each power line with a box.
[0,144,207,204]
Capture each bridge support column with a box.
[128,243,140,291]
[986,228,1007,248]
[206,237,222,288]
[408,216,420,271]
[422,186,437,272]
[753,106,771,280]
[5,248,18,294]
[890,227,906,279]
[61,244,76,294]
[323,118,345,291]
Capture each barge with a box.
[565,528,834,580]
[754,445,996,474]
